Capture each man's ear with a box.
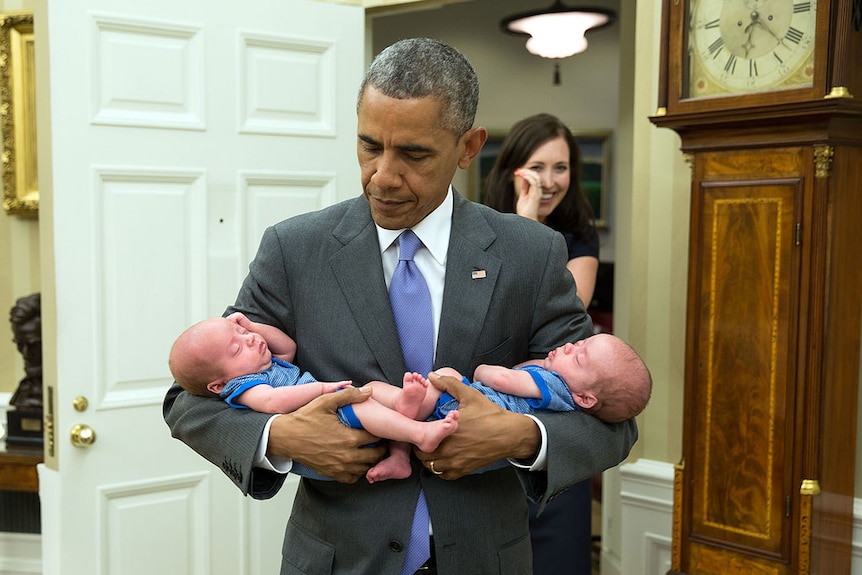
[458,126,488,169]
[572,392,598,410]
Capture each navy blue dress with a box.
[529,222,599,575]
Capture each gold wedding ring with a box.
[429,461,443,475]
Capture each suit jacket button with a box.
[389,540,404,553]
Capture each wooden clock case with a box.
[650,1,862,573]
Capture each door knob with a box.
[70,423,97,448]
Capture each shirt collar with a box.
[376,186,453,266]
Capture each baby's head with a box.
[587,335,652,422]
[545,334,652,423]
[169,317,273,397]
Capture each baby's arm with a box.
[236,380,353,414]
[227,312,297,362]
[472,364,542,399]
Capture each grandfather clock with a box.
[650,1,862,574]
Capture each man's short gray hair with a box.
[357,38,479,138]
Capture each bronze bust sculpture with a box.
[10,293,42,409]
[6,293,43,446]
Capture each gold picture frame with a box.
[1,12,37,216]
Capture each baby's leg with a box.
[362,408,459,482]
[367,441,412,483]
[364,372,457,483]
[362,376,430,482]
[434,367,463,379]
[366,372,442,422]
[396,372,431,419]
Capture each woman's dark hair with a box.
[483,114,594,239]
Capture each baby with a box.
[168,313,459,482]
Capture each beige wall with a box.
[0,214,40,395]
[0,0,39,396]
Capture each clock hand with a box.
[741,20,757,57]
[750,11,787,52]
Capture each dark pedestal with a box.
[5,407,43,447]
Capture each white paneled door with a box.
[34,1,363,573]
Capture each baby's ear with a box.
[207,379,226,395]
[572,392,598,410]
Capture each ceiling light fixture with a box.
[501,1,616,85]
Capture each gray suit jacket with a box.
[164,192,637,574]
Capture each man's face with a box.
[357,86,485,230]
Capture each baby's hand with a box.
[226,311,251,329]
[322,380,354,394]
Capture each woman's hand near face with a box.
[513,168,542,221]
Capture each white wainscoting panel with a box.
[616,459,675,575]
[90,13,205,130]
[238,32,335,137]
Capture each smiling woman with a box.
[474,130,610,228]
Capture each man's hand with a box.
[413,372,541,479]
[266,385,386,483]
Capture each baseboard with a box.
[0,532,41,575]
[855,498,862,573]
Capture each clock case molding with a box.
[651,0,862,574]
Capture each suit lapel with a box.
[436,194,501,370]
[328,194,502,382]
[328,198,406,385]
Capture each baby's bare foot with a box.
[396,372,429,419]
[366,444,412,483]
[414,410,459,452]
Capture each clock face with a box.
[686,0,817,98]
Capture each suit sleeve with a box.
[162,225,293,499]
[515,231,639,510]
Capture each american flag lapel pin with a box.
[471,270,487,279]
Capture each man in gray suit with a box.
[164,38,637,574]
